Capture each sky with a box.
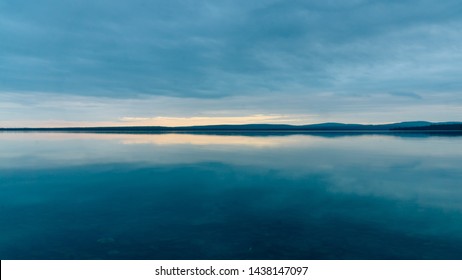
[1,0,462,127]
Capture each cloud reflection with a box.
[1,132,462,213]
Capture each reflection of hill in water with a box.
[2,129,462,138]
[143,131,462,138]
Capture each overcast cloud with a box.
[1,0,462,126]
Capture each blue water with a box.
[1,132,462,259]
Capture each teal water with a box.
[1,132,462,259]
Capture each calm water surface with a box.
[1,132,462,259]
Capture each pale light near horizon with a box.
[118,114,316,127]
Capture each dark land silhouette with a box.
[1,121,461,134]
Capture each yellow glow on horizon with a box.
[0,114,316,128]
[118,114,313,127]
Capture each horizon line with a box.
[1,121,461,130]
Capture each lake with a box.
[1,132,462,259]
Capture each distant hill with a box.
[1,121,461,132]
[376,121,433,129]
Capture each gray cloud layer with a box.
[2,0,462,100]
